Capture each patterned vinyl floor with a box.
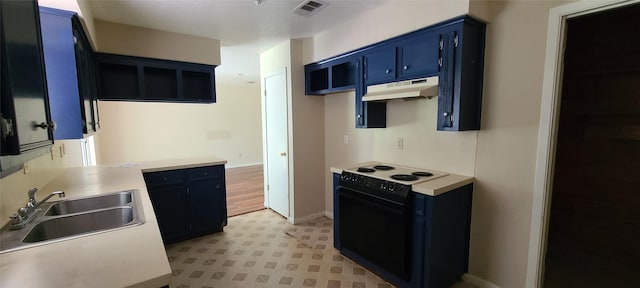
[166,209,395,288]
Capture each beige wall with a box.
[38,0,98,47]
[260,39,326,221]
[0,142,70,220]
[96,83,263,167]
[309,0,572,287]
[314,0,478,209]
[94,20,220,65]
[92,20,261,167]
[472,1,573,286]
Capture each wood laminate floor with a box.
[226,165,266,217]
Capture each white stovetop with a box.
[332,161,474,196]
[344,162,448,185]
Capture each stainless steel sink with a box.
[23,207,135,243]
[44,191,132,216]
[0,189,145,253]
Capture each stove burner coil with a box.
[412,171,433,177]
[357,167,375,173]
[390,174,419,181]
[373,165,395,171]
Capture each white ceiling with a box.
[88,0,389,85]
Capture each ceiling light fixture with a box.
[254,0,264,7]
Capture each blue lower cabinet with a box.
[413,184,473,288]
[333,177,473,288]
[332,173,341,249]
[144,165,227,244]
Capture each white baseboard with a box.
[462,274,501,288]
[324,211,334,220]
[291,211,327,224]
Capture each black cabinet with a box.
[1,0,53,157]
[39,7,99,140]
[305,54,359,95]
[436,20,485,131]
[143,165,227,244]
[95,53,217,103]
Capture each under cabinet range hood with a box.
[363,76,439,102]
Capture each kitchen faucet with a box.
[9,188,65,230]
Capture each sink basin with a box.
[23,207,135,243]
[0,189,145,254]
[44,191,132,216]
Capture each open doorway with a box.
[542,3,640,287]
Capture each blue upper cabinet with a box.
[397,32,440,80]
[304,15,485,131]
[364,45,396,85]
[39,7,99,139]
[436,19,485,131]
[364,30,440,86]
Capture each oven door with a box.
[338,185,412,281]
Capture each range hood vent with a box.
[363,76,439,102]
[292,0,328,17]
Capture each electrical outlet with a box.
[344,135,349,144]
[397,137,404,150]
[23,163,30,174]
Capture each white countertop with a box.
[0,156,226,288]
[331,162,474,196]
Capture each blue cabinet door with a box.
[39,7,98,139]
[73,19,99,134]
[332,173,341,249]
[148,184,190,243]
[364,45,397,85]
[189,178,226,234]
[186,165,227,235]
[437,20,485,131]
[40,8,83,140]
[398,31,440,80]
[356,58,386,128]
[438,30,457,130]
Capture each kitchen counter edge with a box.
[0,156,227,288]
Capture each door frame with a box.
[261,67,292,220]
[527,0,639,287]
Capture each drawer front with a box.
[144,170,185,187]
[186,165,224,181]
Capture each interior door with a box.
[263,69,290,218]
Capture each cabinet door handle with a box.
[280,152,287,157]
[403,65,409,70]
[385,69,392,74]
[33,122,48,129]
